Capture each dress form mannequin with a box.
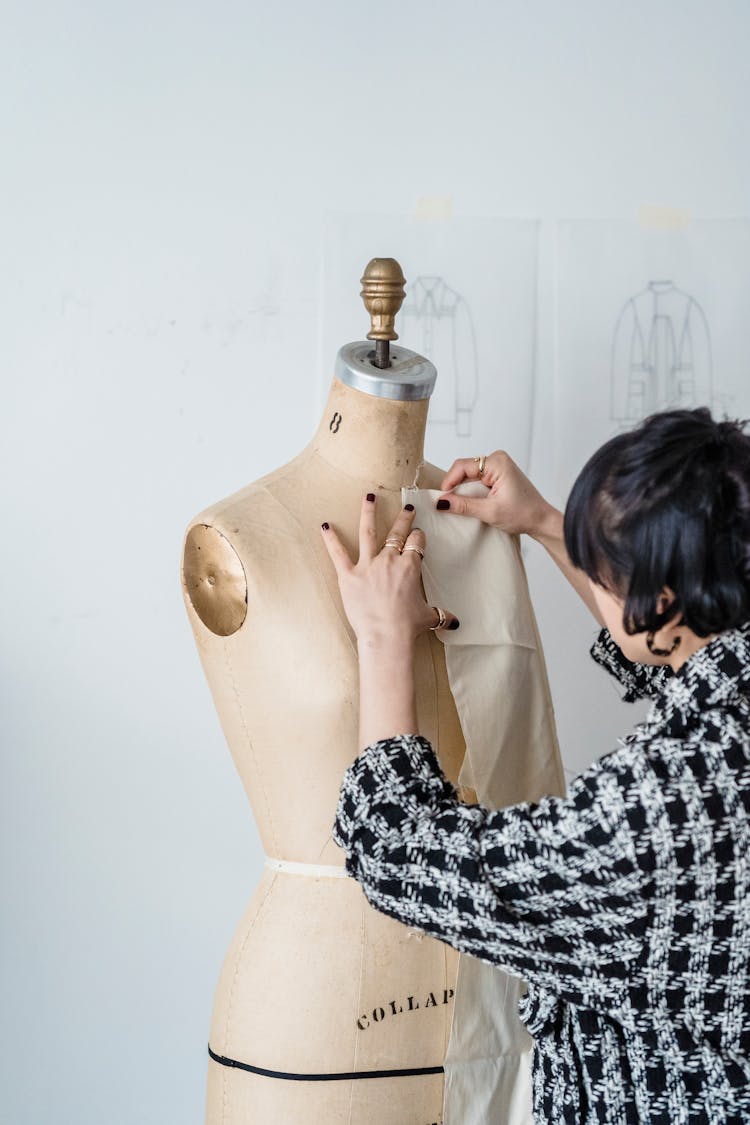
[181,261,471,1123]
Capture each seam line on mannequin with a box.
[260,483,359,661]
[442,940,450,1061]
[309,444,426,494]
[348,902,367,1121]
[222,636,280,854]
[210,446,310,523]
[221,869,279,1106]
[221,1045,228,1125]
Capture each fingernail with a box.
[404,503,415,511]
[321,522,329,530]
[366,493,375,502]
[448,619,460,630]
[436,499,450,511]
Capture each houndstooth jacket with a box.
[332,621,750,1123]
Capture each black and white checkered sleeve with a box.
[332,732,649,1005]
[590,626,674,702]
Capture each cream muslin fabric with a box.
[402,483,566,1125]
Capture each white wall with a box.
[2,2,749,1121]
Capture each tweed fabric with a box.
[332,622,750,1122]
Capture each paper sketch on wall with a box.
[401,276,479,438]
[610,279,713,428]
[551,217,750,498]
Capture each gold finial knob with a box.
[360,258,406,342]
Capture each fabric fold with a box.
[403,483,566,1125]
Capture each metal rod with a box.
[373,339,390,369]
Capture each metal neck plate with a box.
[334,342,437,402]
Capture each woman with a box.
[319,406,750,1123]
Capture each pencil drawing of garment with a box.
[401,277,479,436]
[610,281,712,426]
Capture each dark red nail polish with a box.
[321,522,329,530]
[448,619,460,630]
[436,499,450,511]
[404,503,415,512]
[366,493,375,502]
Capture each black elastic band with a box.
[208,1043,444,1082]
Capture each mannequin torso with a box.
[181,376,470,1123]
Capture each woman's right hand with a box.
[435,451,555,537]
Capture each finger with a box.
[400,526,426,564]
[320,522,355,577]
[358,490,378,563]
[382,502,417,551]
[439,458,473,492]
[434,491,492,522]
[425,604,460,632]
[440,451,511,494]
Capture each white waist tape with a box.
[264,855,349,878]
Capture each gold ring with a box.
[429,606,447,630]
[402,544,425,558]
[384,537,405,552]
[473,455,486,477]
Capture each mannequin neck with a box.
[309,376,429,492]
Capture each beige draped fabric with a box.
[401,483,566,1124]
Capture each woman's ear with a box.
[657,586,676,615]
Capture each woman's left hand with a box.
[320,493,459,647]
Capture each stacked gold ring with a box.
[384,537,405,552]
[402,544,425,558]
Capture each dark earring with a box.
[646,631,681,657]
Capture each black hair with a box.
[563,406,750,637]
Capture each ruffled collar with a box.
[646,618,750,738]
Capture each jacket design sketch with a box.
[611,280,712,428]
[401,277,479,437]
[332,622,750,1123]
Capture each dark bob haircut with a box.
[563,407,750,637]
